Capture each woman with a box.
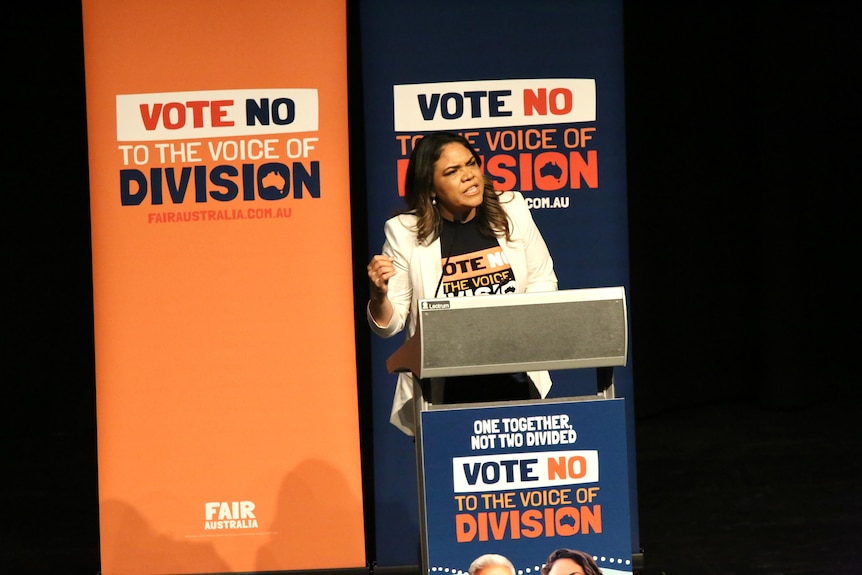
[541,548,603,575]
[367,131,558,435]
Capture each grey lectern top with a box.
[387,286,628,381]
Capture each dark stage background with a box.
[4,2,859,574]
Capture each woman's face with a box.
[546,558,586,575]
[432,142,485,221]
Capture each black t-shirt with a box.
[434,217,538,404]
[438,216,517,297]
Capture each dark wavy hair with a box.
[400,131,512,245]
[540,548,603,575]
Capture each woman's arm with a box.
[367,254,395,327]
[367,217,414,338]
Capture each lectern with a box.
[387,286,628,398]
[386,287,632,574]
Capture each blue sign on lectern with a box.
[420,398,633,575]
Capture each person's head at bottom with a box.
[469,553,516,575]
[541,548,603,575]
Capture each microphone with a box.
[433,211,463,298]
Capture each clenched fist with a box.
[367,254,395,299]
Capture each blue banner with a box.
[421,399,633,574]
[359,1,635,565]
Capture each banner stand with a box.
[82,1,366,572]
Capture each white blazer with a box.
[367,191,558,435]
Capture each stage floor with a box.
[635,398,861,575]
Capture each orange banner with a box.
[82,1,364,573]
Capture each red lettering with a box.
[139,103,162,131]
[548,88,573,114]
[162,102,185,129]
[186,100,209,128]
[138,100,236,131]
[397,158,409,197]
[523,88,547,116]
[211,100,233,127]
[485,154,517,190]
